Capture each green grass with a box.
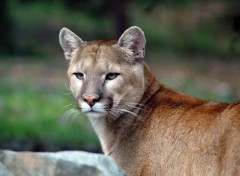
[0,81,100,152]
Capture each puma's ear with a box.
[59,28,86,60]
[117,26,146,60]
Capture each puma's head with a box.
[59,26,146,119]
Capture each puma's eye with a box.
[73,72,84,80]
[106,73,120,80]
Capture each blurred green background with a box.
[0,0,240,152]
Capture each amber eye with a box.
[73,72,84,80]
[106,73,120,80]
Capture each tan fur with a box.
[59,26,240,176]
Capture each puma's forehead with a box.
[75,40,118,59]
[70,40,124,71]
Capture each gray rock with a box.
[0,150,126,176]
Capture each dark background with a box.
[0,0,239,152]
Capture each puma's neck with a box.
[140,62,161,105]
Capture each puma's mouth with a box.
[82,108,105,114]
[84,109,100,114]
[79,102,107,116]
[79,98,121,119]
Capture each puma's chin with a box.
[85,111,106,118]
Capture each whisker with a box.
[107,110,118,119]
[126,104,149,113]
[126,103,148,110]
[112,108,142,119]
[61,103,73,111]
[70,110,80,124]
[62,108,80,124]
[62,109,73,122]
[112,100,148,108]
[57,84,72,96]
[112,109,122,117]
[111,101,149,114]
[58,90,72,96]
[64,82,71,91]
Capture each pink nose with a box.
[82,95,99,106]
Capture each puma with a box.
[59,26,240,176]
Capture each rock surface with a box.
[0,150,126,176]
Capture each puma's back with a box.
[59,26,240,176]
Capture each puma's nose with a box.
[82,95,100,106]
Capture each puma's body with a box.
[59,26,240,175]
